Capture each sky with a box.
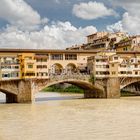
[0,0,139,49]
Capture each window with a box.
[37,65,42,69]
[36,59,47,62]
[133,40,136,44]
[25,73,35,76]
[96,71,109,75]
[112,64,114,67]
[135,71,138,75]
[65,54,77,60]
[25,56,32,60]
[114,57,118,60]
[11,72,19,77]
[28,65,33,68]
[120,71,126,74]
[43,65,47,68]
[37,65,47,69]
[127,71,132,75]
[112,71,116,75]
[51,54,63,60]
[2,73,10,78]
[123,47,128,51]
[14,66,19,69]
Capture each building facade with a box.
[0,53,20,80]
[0,49,97,80]
[115,36,140,52]
[87,51,140,78]
[67,31,128,51]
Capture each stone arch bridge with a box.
[0,74,139,103]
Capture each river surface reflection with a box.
[0,92,140,140]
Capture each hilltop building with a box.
[115,35,140,52]
[67,31,128,51]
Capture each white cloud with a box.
[107,0,140,34]
[0,21,97,49]
[106,21,123,32]
[121,12,140,34]
[0,0,41,30]
[72,1,117,20]
[0,0,97,49]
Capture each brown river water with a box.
[0,92,140,140]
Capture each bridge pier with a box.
[84,89,105,98]
[16,80,33,103]
[105,77,120,98]
[84,77,120,99]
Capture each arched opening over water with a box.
[121,81,140,96]
[35,79,102,102]
[0,92,6,103]
[0,89,17,103]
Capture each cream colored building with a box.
[0,53,20,80]
[67,32,127,51]
[85,32,127,51]
[87,32,108,44]
[87,51,140,78]
[115,35,140,52]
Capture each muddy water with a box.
[0,92,140,140]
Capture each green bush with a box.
[42,85,84,93]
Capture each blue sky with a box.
[0,0,139,49]
[23,0,120,30]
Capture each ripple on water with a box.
[0,92,140,140]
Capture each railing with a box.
[49,73,90,83]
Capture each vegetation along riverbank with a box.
[43,85,84,93]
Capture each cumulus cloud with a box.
[0,0,41,30]
[106,21,124,32]
[72,1,117,20]
[0,21,97,49]
[107,0,140,34]
[0,0,98,49]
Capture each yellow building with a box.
[18,53,36,79]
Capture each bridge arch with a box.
[120,77,140,90]
[0,88,17,103]
[34,76,104,99]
